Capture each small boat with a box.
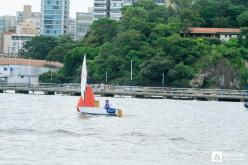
[244,102,248,109]
[76,56,123,117]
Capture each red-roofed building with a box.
[186,27,241,41]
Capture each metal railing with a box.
[0,83,247,98]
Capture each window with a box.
[44,20,53,24]
[21,76,24,78]
[55,21,61,24]
[4,67,7,71]
[44,16,53,19]
[44,10,53,14]
[45,6,53,10]
[10,68,13,72]
[53,6,60,9]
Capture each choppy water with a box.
[0,93,247,165]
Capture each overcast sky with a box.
[0,0,93,18]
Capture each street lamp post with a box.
[131,60,133,81]
[8,47,10,57]
[17,34,20,57]
[105,71,108,84]
[28,58,31,86]
[50,71,53,83]
[130,60,133,96]
[162,73,165,87]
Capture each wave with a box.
[169,136,186,141]
[0,128,81,137]
[0,128,37,134]
[121,131,146,137]
[50,129,81,136]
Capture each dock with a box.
[0,83,248,102]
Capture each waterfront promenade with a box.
[0,83,247,102]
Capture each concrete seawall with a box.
[0,83,248,102]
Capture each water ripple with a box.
[0,94,247,165]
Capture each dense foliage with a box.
[20,35,80,62]
[21,0,248,88]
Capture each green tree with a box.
[20,36,58,59]
[166,62,195,87]
[239,27,248,47]
[39,71,67,83]
[46,42,81,62]
[84,18,119,47]
[22,0,248,88]
[63,46,99,81]
[237,11,248,27]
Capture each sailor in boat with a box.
[104,100,116,113]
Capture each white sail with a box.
[81,55,87,99]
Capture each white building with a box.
[3,33,35,56]
[109,0,124,20]
[93,0,125,20]
[0,57,62,84]
[76,12,93,40]
[93,0,108,20]
[69,18,76,40]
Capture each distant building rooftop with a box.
[3,32,15,35]
[0,57,63,69]
[188,28,241,34]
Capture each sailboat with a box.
[77,56,123,117]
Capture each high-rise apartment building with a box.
[110,0,124,20]
[69,18,76,40]
[41,0,70,36]
[0,18,6,33]
[16,5,41,35]
[93,0,124,20]
[124,0,167,6]
[16,5,41,24]
[76,12,93,40]
[93,0,108,20]
[0,16,16,54]
[93,0,167,20]
[0,16,16,33]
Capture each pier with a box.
[0,83,248,102]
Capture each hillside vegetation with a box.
[21,0,248,89]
